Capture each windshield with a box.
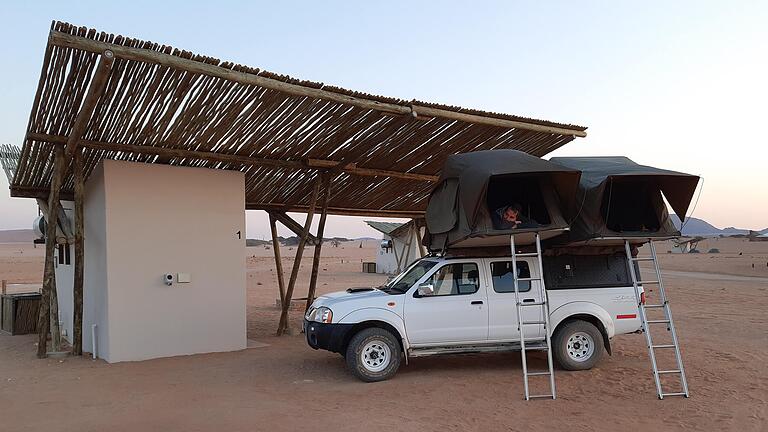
[385,259,438,293]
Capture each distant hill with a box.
[0,229,36,243]
[672,215,767,236]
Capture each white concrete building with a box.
[365,220,424,275]
[54,160,247,362]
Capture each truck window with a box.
[388,260,438,293]
[490,261,531,293]
[543,254,634,289]
[425,263,479,296]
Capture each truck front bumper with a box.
[304,319,356,354]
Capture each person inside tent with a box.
[492,203,538,230]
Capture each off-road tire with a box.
[345,327,401,382]
[552,320,604,370]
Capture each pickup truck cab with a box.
[304,254,643,382]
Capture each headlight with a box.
[309,306,333,323]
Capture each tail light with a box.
[640,291,646,305]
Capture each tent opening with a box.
[486,175,552,229]
[601,179,661,232]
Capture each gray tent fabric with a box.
[424,150,581,250]
[548,156,700,245]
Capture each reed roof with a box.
[10,21,587,217]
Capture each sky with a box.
[0,1,766,239]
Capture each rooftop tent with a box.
[424,150,581,250]
[548,156,700,245]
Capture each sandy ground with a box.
[0,238,766,431]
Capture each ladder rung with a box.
[528,394,554,399]
[652,344,676,349]
[638,280,660,285]
[522,321,546,325]
[647,320,671,324]
[519,301,546,306]
[632,257,655,262]
[644,304,665,309]
[513,253,539,257]
[661,392,688,397]
[657,369,681,374]
[527,371,551,376]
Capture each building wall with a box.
[375,229,423,275]
[79,160,246,362]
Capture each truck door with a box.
[486,258,544,341]
[404,261,488,345]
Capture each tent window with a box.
[486,175,551,229]
[601,179,661,232]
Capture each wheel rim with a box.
[566,331,595,362]
[361,340,391,372]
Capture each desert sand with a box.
[0,237,766,431]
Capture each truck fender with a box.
[549,301,615,354]
[337,308,410,354]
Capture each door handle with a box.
[471,300,483,305]
[522,298,536,303]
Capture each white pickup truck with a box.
[304,254,643,382]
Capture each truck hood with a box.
[314,288,390,306]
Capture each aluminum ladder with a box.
[511,233,556,400]
[624,240,690,399]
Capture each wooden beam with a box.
[305,175,332,312]
[26,133,438,183]
[277,178,322,336]
[307,159,438,182]
[268,213,287,307]
[37,145,66,358]
[270,212,319,246]
[65,51,114,157]
[249,203,424,219]
[72,149,85,356]
[49,30,587,137]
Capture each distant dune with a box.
[672,215,767,237]
[0,229,36,243]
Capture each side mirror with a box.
[417,283,435,297]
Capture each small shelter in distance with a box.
[365,220,425,274]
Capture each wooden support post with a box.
[1,280,6,295]
[277,179,322,336]
[305,175,332,312]
[72,149,85,355]
[391,235,401,273]
[37,145,65,358]
[269,212,287,307]
[415,219,427,258]
[270,212,319,246]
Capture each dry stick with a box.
[72,149,85,355]
[276,179,321,336]
[305,174,332,312]
[269,212,287,307]
[37,145,65,358]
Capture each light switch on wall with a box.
[177,273,192,283]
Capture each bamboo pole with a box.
[72,149,85,355]
[268,213,287,308]
[37,145,65,358]
[305,175,332,312]
[276,179,322,336]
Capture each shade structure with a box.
[548,156,700,246]
[424,150,581,250]
[8,21,588,218]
